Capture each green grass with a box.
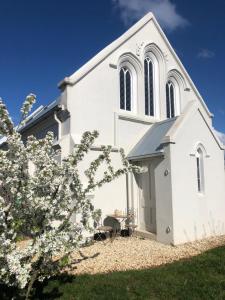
[2,245,225,299]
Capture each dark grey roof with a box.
[19,97,61,133]
[128,117,177,160]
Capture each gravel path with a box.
[69,235,225,275]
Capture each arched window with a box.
[196,147,204,193]
[120,67,131,111]
[166,81,175,118]
[144,57,154,116]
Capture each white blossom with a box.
[0,96,139,297]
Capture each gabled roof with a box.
[19,97,61,133]
[163,101,225,150]
[128,101,224,161]
[0,97,61,147]
[58,12,212,118]
[128,117,177,160]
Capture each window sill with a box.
[197,192,205,198]
[116,112,159,125]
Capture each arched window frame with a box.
[191,142,209,195]
[143,43,164,119]
[119,66,132,111]
[144,52,159,119]
[118,57,138,114]
[166,76,181,118]
[196,147,205,194]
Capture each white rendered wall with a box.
[59,16,215,236]
[170,108,225,244]
[153,150,174,244]
[66,18,211,150]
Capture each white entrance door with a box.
[139,162,156,233]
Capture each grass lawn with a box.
[2,245,225,299]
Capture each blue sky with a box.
[0,0,225,136]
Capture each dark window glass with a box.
[144,59,149,115]
[166,81,175,118]
[144,58,154,116]
[126,71,131,111]
[170,83,175,118]
[120,67,131,111]
[196,148,204,193]
[149,61,154,116]
[120,69,125,109]
[166,83,170,118]
[196,157,201,192]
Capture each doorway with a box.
[138,161,156,233]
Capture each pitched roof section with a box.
[0,98,61,147]
[58,12,212,118]
[163,101,225,150]
[19,97,61,133]
[128,118,177,160]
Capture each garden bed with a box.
[69,235,225,275]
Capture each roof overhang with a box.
[128,151,164,161]
[58,12,213,119]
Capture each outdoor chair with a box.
[94,218,113,242]
[125,209,137,237]
[103,216,121,239]
[125,224,138,236]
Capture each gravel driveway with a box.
[70,235,225,275]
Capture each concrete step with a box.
[134,229,156,240]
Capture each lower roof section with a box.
[128,117,177,160]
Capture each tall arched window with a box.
[120,67,131,111]
[166,81,175,118]
[196,147,204,193]
[144,57,154,116]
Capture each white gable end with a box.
[59,12,212,121]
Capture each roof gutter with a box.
[128,151,164,161]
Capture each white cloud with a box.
[112,0,189,31]
[197,49,215,59]
[215,129,225,145]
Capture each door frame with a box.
[137,160,156,233]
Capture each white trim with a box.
[143,43,166,120]
[118,53,141,114]
[196,146,205,194]
[119,63,136,113]
[144,52,159,119]
[128,151,164,161]
[113,111,156,147]
[58,12,212,118]
[190,141,210,158]
[163,101,225,150]
[167,77,180,117]
[117,112,157,124]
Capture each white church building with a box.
[9,12,225,245]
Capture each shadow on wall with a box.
[183,211,225,243]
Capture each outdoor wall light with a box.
[164,169,169,176]
[166,226,171,234]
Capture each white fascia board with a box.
[58,12,212,119]
[162,101,197,144]
[58,12,154,88]
[128,151,164,161]
[150,15,213,118]
[163,101,225,150]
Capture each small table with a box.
[106,214,128,234]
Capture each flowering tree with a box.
[0,95,138,299]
